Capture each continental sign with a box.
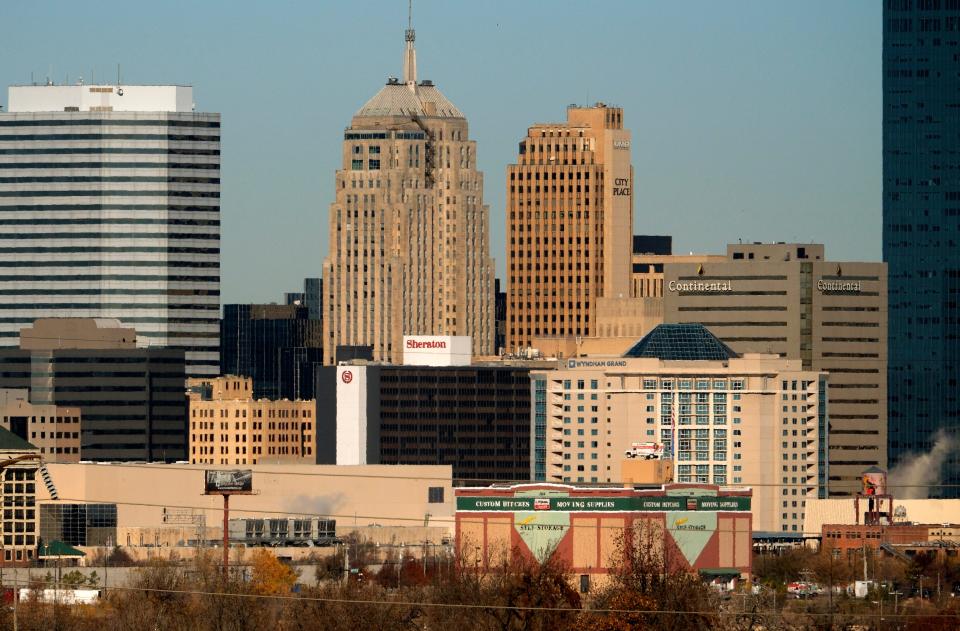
[456,495,750,512]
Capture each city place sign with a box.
[668,280,733,292]
[613,178,631,196]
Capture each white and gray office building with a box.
[0,84,220,375]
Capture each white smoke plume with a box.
[888,430,959,499]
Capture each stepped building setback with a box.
[321,18,495,364]
[506,104,634,353]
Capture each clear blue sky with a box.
[1,1,880,304]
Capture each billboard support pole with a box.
[222,493,230,574]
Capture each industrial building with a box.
[34,463,454,558]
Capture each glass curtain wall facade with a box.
[0,87,220,376]
[220,303,323,401]
[883,2,960,495]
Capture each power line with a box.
[7,581,959,620]
[58,461,960,489]
[49,496,953,537]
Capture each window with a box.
[428,487,444,503]
[351,159,363,170]
[368,159,380,170]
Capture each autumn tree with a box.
[249,548,299,595]
[584,522,720,631]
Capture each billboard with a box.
[204,470,253,494]
[402,335,472,366]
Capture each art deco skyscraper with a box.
[506,105,634,352]
[322,20,494,364]
[0,84,220,376]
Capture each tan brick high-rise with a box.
[322,21,494,364]
[506,104,633,353]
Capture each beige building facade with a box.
[321,22,494,364]
[630,252,726,299]
[0,427,41,564]
[506,103,633,353]
[663,243,887,495]
[188,376,316,465]
[533,334,828,533]
[0,389,81,463]
[38,463,454,538]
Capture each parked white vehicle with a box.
[624,442,665,460]
[18,588,100,604]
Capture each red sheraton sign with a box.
[405,339,447,349]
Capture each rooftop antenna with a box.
[117,63,121,86]
[403,0,417,87]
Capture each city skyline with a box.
[1,1,881,303]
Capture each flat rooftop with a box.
[6,84,195,113]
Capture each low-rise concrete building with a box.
[456,482,753,590]
[0,389,81,463]
[0,427,41,565]
[38,463,454,547]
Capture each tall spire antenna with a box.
[403,0,417,88]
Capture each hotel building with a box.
[0,83,221,376]
[505,103,633,353]
[321,20,495,364]
[188,375,315,466]
[532,324,828,533]
[663,243,887,495]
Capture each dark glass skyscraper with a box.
[883,2,960,496]
[220,304,323,401]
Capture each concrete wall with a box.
[40,463,455,537]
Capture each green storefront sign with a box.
[456,495,750,512]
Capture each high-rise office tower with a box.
[321,18,495,364]
[505,104,633,353]
[0,84,220,376]
[883,4,960,495]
